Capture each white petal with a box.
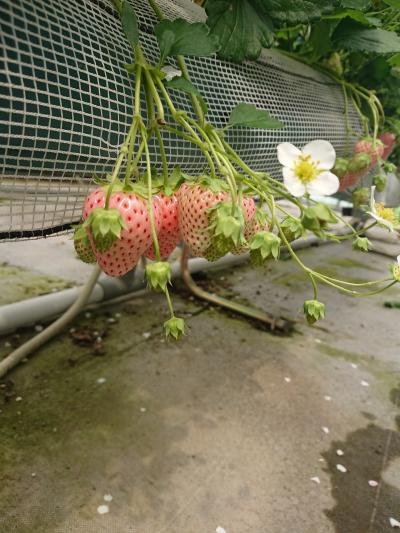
[307,171,339,196]
[282,167,306,197]
[302,140,336,170]
[396,255,400,265]
[277,143,301,167]
[370,186,377,211]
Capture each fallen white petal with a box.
[350,363,358,369]
[324,395,332,401]
[142,332,151,339]
[104,494,113,502]
[390,517,400,528]
[322,426,330,434]
[368,480,378,487]
[311,476,321,484]
[97,378,106,384]
[216,527,227,533]
[140,407,146,413]
[336,449,344,456]
[336,464,347,473]
[361,380,370,387]
[161,65,182,81]
[97,505,109,515]
[284,377,291,383]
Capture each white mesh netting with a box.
[0,0,362,240]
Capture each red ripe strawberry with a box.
[178,181,229,257]
[354,138,384,166]
[379,132,396,160]
[144,193,180,260]
[83,188,162,277]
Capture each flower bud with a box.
[303,299,325,325]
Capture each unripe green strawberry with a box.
[348,152,371,173]
[332,158,349,178]
[73,225,96,264]
[280,216,304,243]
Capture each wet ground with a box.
[0,237,399,533]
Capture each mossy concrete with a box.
[0,241,399,532]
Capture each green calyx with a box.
[208,202,246,256]
[303,299,325,325]
[249,231,281,266]
[280,216,304,243]
[145,261,172,292]
[163,316,186,340]
[348,152,371,173]
[352,236,372,252]
[332,157,349,178]
[352,187,370,208]
[392,263,400,283]
[301,204,337,237]
[84,208,126,253]
[372,174,387,193]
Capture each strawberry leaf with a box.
[155,19,220,64]
[333,20,400,53]
[121,0,139,48]
[228,103,283,129]
[165,77,208,115]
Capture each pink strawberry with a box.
[83,188,162,277]
[354,138,384,166]
[232,202,268,255]
[73,224,96,264]
[379,132,396,160]
[178,181,229,257]
[144,193,180,260]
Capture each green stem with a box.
[155,127,168,185]
[142,128,161,261]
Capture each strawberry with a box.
[83,188,162,277]
[338,169,365,192]
[354,138,384,166]
[178,180,229,258]
[144,193,180,260]
[232,204,269,255]
[379,132,396,160]
[73,224,96,264]
[338,152,371,191]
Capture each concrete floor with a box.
[0,238,400,533]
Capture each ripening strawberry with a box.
[73,224,96,264]
[232,203,269,255]
[83,188,162,277]
[379,132,396,160]
[338,170,365,192]
[178,181,229,257]
[354,138,384,166]
[144,193,180,260]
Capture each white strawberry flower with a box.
[277,140,339,198]
[367,186,397,232]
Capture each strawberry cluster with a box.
[333,133,396,193]
[75,176,269,276]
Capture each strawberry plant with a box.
[76,0,400,337]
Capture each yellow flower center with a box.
[375,203,396,224]
[293,155,319,184]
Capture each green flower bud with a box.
[352,187,370,208]
[145,261,172,292]
[373,174,387,193]
[352,236,372,252]
[332,157,349,178]
[303,300,326,325]
[163,316,186,340]
[249,231,281,266]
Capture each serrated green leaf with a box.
[309,21,334,56]
[326,9,379,26]
[155,18,219,63]
[165,77,208,115]
[252,0,336,24]
[333,20,400,54]
[205,0,274,63]
[389,53,400,66]
[228,103,284,129]
[121,0,139,48]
